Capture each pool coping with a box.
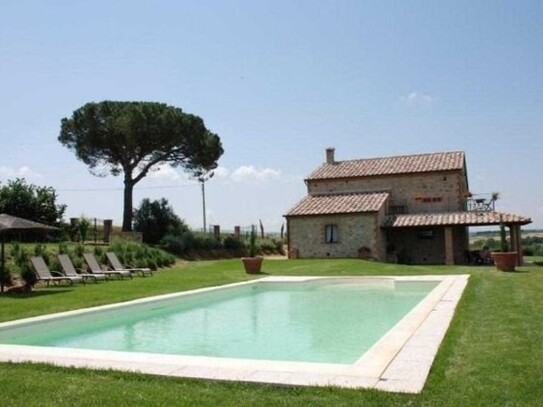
[0,274,469,393]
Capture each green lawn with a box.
[1,259,542,406]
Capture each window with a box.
[325,224,338,243]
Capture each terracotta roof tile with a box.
[306,151,465,180]
[384,211,532,227]
[285,192,389,217]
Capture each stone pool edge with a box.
[0,274,470,393]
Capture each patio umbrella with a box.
[0,213,59,292]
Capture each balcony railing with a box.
[466,194,496,212]
[387,193,498,215]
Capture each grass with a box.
[1,258,543,406]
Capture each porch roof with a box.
[285,192,389,217]
[383,211,532,228]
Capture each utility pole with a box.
[201,179,207,233]
[195,169,214,233]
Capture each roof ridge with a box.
[310,191,389,197]
[329,150,465,165]
[306,150,465,180]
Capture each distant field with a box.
[470,229,543,244]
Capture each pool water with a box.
[0,280,438,364]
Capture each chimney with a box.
[325,147,335,164]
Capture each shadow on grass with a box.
[2,289,74,299]
[503,269,531,274]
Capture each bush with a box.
[33,244,50,264]
[109,239,175,269]
[0,263,13,289]
[134,198,189,245]
[79,216,91,243]
[161,232,195,255]
[20,264,37,288]
[223,236,244,251]
[58,242,69,255]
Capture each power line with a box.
[57,183,199,192]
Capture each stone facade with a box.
[307,171,469,214]
[288,213,379,258]
[290,164,469,263]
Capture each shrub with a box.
[223,236,244,251]
[134,198,189,244]
[161,232,193,255]
[0,263,13,289]
[109,239,175,268]
[33,244,49,264]
[74,244,85,258]
[79,216,91,243]
[58,242,69,255]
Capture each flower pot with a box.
[491,251,518,272]
[241,256,264,274]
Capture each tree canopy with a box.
[0,178,66,225]
[58,101,223,231]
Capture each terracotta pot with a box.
[491,252,518,272]
[241,257,264,274]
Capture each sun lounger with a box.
[30,256,83,286]
[106,252,153,277]
[83,253,132,279]
[58,254,108,283]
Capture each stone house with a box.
[284,148,531,265]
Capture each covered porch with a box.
[383,211,532,266]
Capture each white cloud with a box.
[148,165,191,183]
[230,165,281,183]
[400,92,438,106]
[146,164,286,186]
[0,165,42,180]
[213,166,230,179]
[148,165,232,184]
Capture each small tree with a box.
[0,178,66,225]
[58,101,223,231]
[78,216,91,244]
[133,198,189,244]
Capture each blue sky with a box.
[1,0,542,231]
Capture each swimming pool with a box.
[0,275,469,393]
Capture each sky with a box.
[1,0,542,231]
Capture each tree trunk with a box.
[122,176,134,231]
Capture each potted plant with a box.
[241,226,263,274]
[491,216,518,272]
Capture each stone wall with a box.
[307,170,468,213]
[288,213,379,259]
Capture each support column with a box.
[444,227,454,265]
[510,224,522,266]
